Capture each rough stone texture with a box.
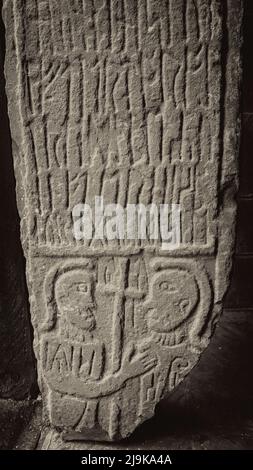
[3,0,242,442]
[0,1,36,401]
[0,398,35,450]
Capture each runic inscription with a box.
[3,0,241,442]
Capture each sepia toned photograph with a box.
[0,0,251,466]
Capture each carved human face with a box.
[147,269,198,333]
[55,270,96,332]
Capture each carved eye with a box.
[158,281,177,293]
[159,281,169,291]
[77,283,88,293]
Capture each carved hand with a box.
[121,341,157,380]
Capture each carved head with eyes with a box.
[147,269,199,334]
[55,270,96,332]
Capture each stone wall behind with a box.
[0,4,36,401]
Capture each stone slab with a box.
[3,0,242,442]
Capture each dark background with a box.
[0,0,253,450]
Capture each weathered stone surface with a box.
[0,7,36,400]
[3,0,242,441]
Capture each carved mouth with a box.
[66,305,96,331]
